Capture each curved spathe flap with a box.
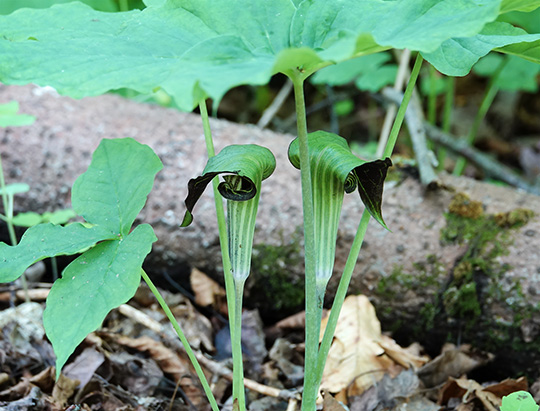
[288,131,392,229]
[181,144,276,227]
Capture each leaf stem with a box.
[232,279,246,410]
[198,100,242,407]
[316,52,425,393]
[315,210,370,386]
[289,72,319,411]
[427,64,437,125]
[141,269,219,411]
[452,57,507,176]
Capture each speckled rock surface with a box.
[2,85,540,367]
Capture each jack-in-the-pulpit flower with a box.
[181,144,276,281]
[288,131,392,294]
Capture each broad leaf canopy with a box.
[2,0,530,109]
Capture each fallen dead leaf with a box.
[170,296,215,352]
[190,267,226,308]
[63,347,105,390]
[322,389,348,410]
[438,376,526,411]
[483,377,529,398]
[418,345,494,388]
[115,335,205,407]
[28,366,55,394]
[116,335,189,382]
[320,295,427,397]
[52,373,80,409]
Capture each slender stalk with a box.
[198,100,241,406]
[453,57,507,176]
[118,0,129,12]
[427,64,437,125]
[289,72,319,411]
[437,76,455,171]
[141,269,219,411]
[51,256,59,281]
[383,53,424,159]
[226,192,260,410]
[315,210,370,386]
[315,53,425,393]
[232,279,246,410]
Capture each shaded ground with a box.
[1,83,540,410]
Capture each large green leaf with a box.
[311,53,398,92]
[474,54,540,91]
[311,53,393,86]
[72,138,163,236]
[0,223,117,282]
[500,0,540,13]
[423,21,540,76]
[0,0,502,109]
[497,38,540,63]
[181,144,276,227]
[43,224,156,377]
[498,6,540,33]
[0,0,121,14]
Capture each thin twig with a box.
[376,49,411,158]
[257,79,293,129]
[118,301,300,401]
[382,87,438,186]
[424,123,540,195]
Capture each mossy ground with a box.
[374,192,539,378]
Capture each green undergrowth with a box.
[375,193,539,376]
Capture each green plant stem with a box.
[232,279,246,410]
[198,100,242,407]
[427,64,437,125]
[315,53,425,394]
[141,269,219,411]
[452,58,507,176]
[383,53,424,159]
[118,0,129,12]
[51,256,59,281]
[289,72,318,411]
[437,76,455,171]
[315,210,370,386]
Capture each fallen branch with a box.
[257,79,293,129]
[424,123,540,196]
[380,88,540,196]
[381,87,438,187]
